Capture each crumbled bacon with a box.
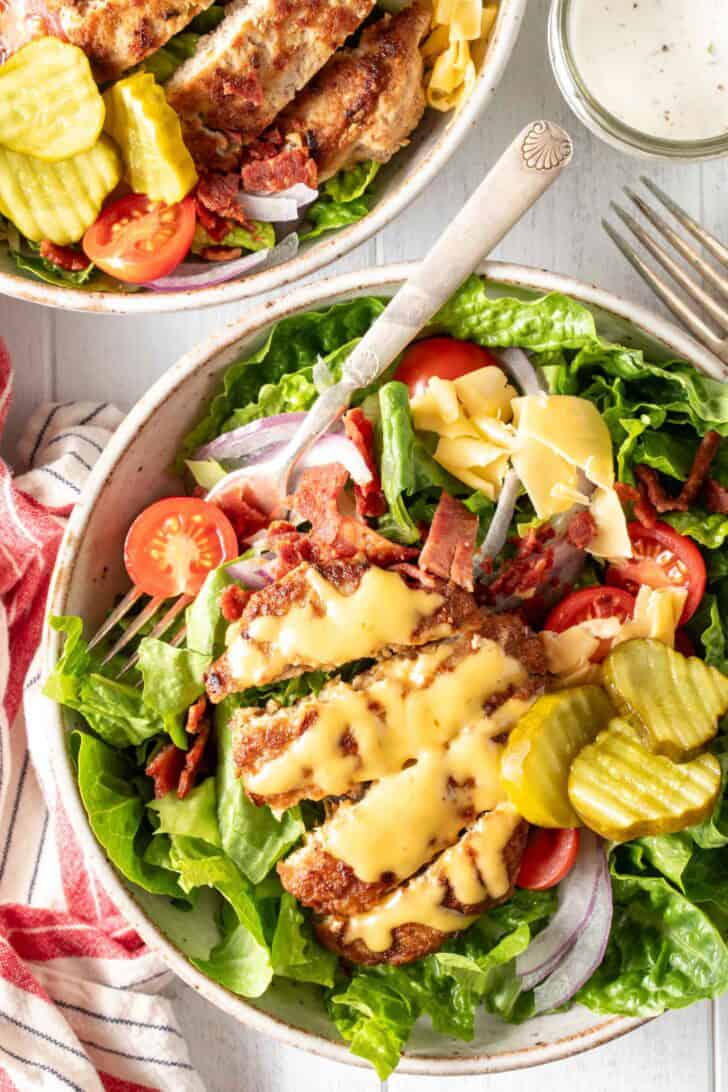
[343,408,387,518]
[216,485,269,546]
[241,147,317,194]
[146,744,186,800]
[389,562,441,589]
[291,464,417,566]
[705,477,728,515]
[186,696,207,736]
[565,510,597,549]
[419,492,478,591]
[195,198,230,243]
[220,583,251,622]
[485,526,556,603]
[39,241,90,272]
[178,720,212,800]
[615,481,657,528]
[196,173,251,227]
[635,430,721,513]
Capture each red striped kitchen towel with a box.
[0,340,204,1091]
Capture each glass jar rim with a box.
[548,0,728,161]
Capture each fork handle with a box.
[277,120,573,487]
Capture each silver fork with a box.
[603,176,728,367]
[88,587,189,677]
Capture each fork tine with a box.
[625,186,728,303]
[100,595,166,666]
[603,218,728,362]
[641,176,728,269]
[610,202,728,333]
[89,586,145,650]
[116,594,192,679]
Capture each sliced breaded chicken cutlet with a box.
[317,804,528,965]
[242,1,431,189]
[204,559,483,703]
[166,0,376,148]
[232,612,547,810]
[0,0,214,80]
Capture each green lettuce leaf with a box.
[148,777,222,847]
[193,921,273,998]
[12,250,99,289]
[216,699,304,884]
[378,381,420,544]
[665,510,728,550]
[137,637,209,716]
[300,161,379,242]
[689,587,728,673]
[579,859,728,1016]
[271,892,337,987]
[191,221,275,255]
[71,731,183,898]
[186,567,233,658]
[45,617,163,748]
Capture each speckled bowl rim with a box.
[43,261,726,1074]
[0,0,527,315]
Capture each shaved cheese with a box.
[620,585,687,645]
[454,366,516,420]
[512,395,615,489]
[511,440,581,518]
[587,485,632,560]
[425,0,497,111]
[449,0,482,39]
[436,435,510,470]
[541,628,602,686]
[550,482,591,507]
[471,416,517,448]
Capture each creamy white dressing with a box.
[569,0,728,142]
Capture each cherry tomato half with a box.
[544,585,636,662]
[517,828,580,890]
[394,337,501,398]
[124,497,238,598]
[83,194,196,284]
[606,521,706,624]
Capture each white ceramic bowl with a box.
[0,0,526,315]
[42,262,727,1075]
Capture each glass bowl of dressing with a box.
[548,0,728,160]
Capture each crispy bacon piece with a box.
[635,430,721,513]
[343,408,386,518]
[195,197,230,242]
[196,174,250,227]
[39,241,90,272]
[216,485,269,545]
[419,492,478,592]
[186,696,208,735]
[565,510,597,549]
[486,526,556,602]
[178,719,212,799]
[241,145,317,194]
[705,478,728,515]
[291,464,417,565]
[220,584,251,622]
[615,481,657,529]
[146,744,185,800]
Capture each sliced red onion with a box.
[476,468,520,567]
[516,831,602,991]
[225,558,273,589]
[494,348,545,395]
[236,193,300,223]
[195,413,308,462]
[144,233,299,291]
[532,846,613,1014]
[206,433,372,510]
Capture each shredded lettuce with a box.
[301,161,380,242]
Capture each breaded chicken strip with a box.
[316,805,528,965]
[0,0,214,80]
[269,1,431,183]
[233,615,547,810]
[166,0,375,146]
[205,560,482,702]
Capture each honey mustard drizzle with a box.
[340,803,523,952]
[225,567,446,686]
[245,637,529,800]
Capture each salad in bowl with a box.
[0,0,521,309]
[45,269,728,1077]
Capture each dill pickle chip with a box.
[0,136,121,245]
[104,73,197,205]
[604,638,728,760]
[568,717,721,842]
[0,38,105,161]
[501,685,615,827]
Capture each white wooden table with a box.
[3,0,728,1087]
